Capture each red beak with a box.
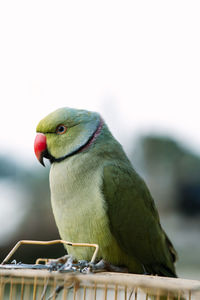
[34,133,47,166]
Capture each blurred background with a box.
[0,0,200,280]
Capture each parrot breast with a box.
[49,151,142,273]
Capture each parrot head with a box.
[34,107,103,166]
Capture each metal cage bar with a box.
[1,240,99,265]
[1,270,200,300]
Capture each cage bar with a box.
[0,269,200,300]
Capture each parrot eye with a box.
[56,125,67,135]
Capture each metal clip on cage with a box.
[1,239,99,265]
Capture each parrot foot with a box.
[46,257,129,274]
[88,259,129,273]
[47,255,77,272]
[47,256,92,273]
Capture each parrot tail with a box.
[165,232,177,263]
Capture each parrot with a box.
[34,107,177,277]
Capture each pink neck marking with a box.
[79,118,104,153]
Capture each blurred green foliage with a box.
[131,135,200,214]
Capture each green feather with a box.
[103,164,177,276]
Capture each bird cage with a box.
[1,240,200,300]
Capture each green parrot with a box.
[34,107,177,277]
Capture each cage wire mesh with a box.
[1,270,200,300]
[1,240,200,300]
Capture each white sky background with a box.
[0,0,200,166]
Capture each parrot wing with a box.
[102,164,177,277]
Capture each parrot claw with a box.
[47,255,77,272]
[88,259,129,273]
[47,257,129,274]
[47,256,92,273]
